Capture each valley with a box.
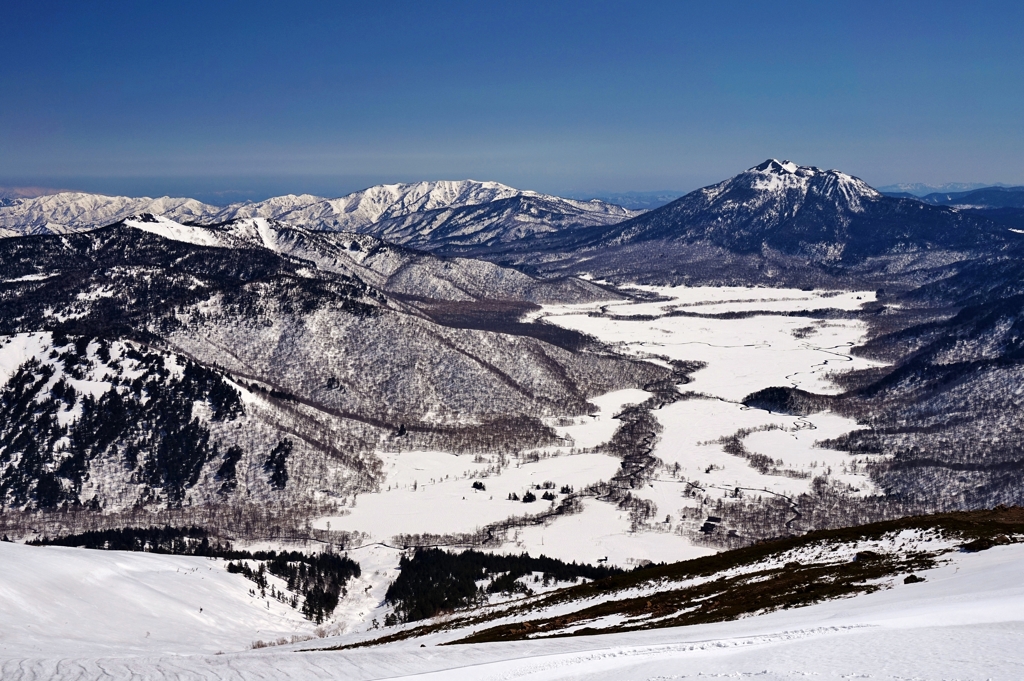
[2,161,1023,679]
[304,286,888,599]
[0,283,894,661]
[5,2,1020,676]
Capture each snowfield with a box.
[0,541,314,658]
[2,540,1022,679]
[319,285,884,560]
[536,286,886,515]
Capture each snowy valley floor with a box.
[314,286,887,571]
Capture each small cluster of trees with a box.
[228,550,360,624]
[384,548,621,623]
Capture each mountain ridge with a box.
[0,180,640,243]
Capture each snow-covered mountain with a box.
[215,180,527,226]
[486,160,1015,286]
[353,193,639,254]
[600,159,1004,258]
[207,180,640,245]
[0,180,640,246]
[0,219,656,513]
[0,192,219,237]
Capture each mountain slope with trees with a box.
[0,222,662,516]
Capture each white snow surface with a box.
[0,193,218,235]
[297,285,888,640]
[537,285,887,505]
[740,159,880,213]
[2,541,1022,679]
[0,541,314,658]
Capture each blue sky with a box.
[1,1,1021,202]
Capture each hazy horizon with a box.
[2,1,1021,201]
[0,170,1018,207]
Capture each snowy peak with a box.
[214,178,637,237]
[226,179,529,230]
[0,192,220,238]
[686,159,883,227]
[752,158,800,174]
[739,159,881,208]
[583,159,1004,264]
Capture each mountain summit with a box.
[531,160,1010,267]
[607,159,889,257]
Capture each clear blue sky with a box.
[1,0,1021,202]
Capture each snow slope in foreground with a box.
[2,541,1022,679]
[0,542,313,658]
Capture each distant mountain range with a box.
[0,181,641,248]
[878,186,1024,234]
[876,181,1006,196]
[6,164,1021,289]
[561,190,686,210]
[904,186,1024,209]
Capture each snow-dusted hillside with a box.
[0,221,658,516]
[124,214,613,303]
[0,331,374,512]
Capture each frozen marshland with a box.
[4,285,1019,679]
[316,286,885,568]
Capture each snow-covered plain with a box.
[303,285,889,633]
[307,286,888,598]
[538,286,886,515]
